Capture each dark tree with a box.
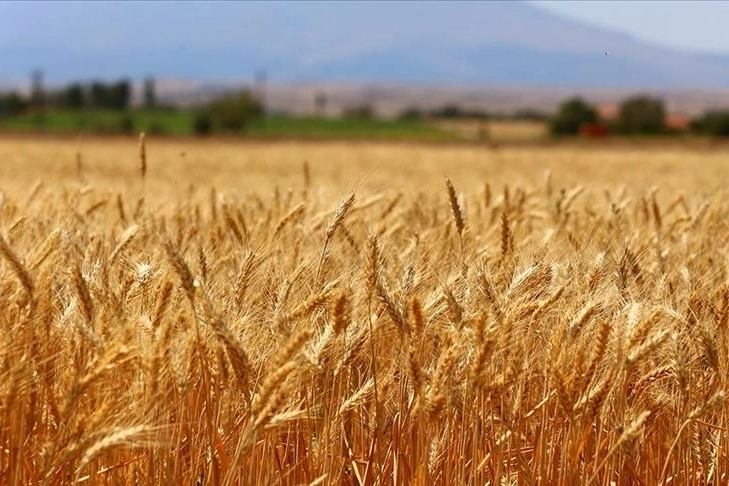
[691,110,729,137]
[617,96,665,134]
[31,69,45,108]
[60,83,85,109]
[107,80,131,110]
[549,97,597,135]
[193,112,213,135]
[90,82,109,108]
[0,92,28,117]
[204,90,263,133]
[254,70,267,113]
[88,80,130,110]
[144,76,156,108]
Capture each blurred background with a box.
[3,0,729,142]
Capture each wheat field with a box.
[2,135,729,484]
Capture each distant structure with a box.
[143,76,156,108]
[31,69,45,108]
[254,70,267,113]
[579,123,608,138]
[314,92,328,116]
[596,103,619,123]
[665,113,690,132]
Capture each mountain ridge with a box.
[2,1,729,88]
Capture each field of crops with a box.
[0,112,459,142]
[2,135,729,484]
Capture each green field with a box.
[247,116,458,141]
[0,109,191,135]
[0,109,460,141]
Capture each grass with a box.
[247,115,459,141]
[0,136,728,483]
[0,109,193,135]
[0,110,459,141]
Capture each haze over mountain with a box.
[3,1,729,88]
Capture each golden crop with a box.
[1,136,729,484]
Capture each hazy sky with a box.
[2,0,729,86]
[532,1,729,55]
[3,1,729,55]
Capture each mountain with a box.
[3,1,729,88]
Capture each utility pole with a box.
[143,76,156,108]
[31,69,45,109]
[254,70,267,114]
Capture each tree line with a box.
[550,95,729,137]
[0,77,264,135]
[4,78,729,138]
[0,79,136,114]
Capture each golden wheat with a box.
[0,136,728,484]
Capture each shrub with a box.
[206,90,263,133]
[193,112,213,136]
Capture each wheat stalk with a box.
[138,132,147,179]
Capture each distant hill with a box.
[4,1,729,88]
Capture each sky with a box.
[2,1,729,87]
[531,1,729,55]
[2,1,729,54]
[3,1,729,55]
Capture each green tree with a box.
[107,80,131,111]
[60,83,85,109]
[549,97,597,135]
[618,96,665,134]
[205,90,263,133]
[691,110,729,137]
[0,92,28,117]
[193,112,213,135]
[144,76,156,109]
[90,82,109,109]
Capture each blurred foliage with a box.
[342,104,375,119]
[549,97,597,135]
[617,96,666,135]
[691,110,729,137]
[197,90,264,133]
[0,93,28,117]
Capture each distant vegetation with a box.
[548,95,707,138]
[0,78,462,141]
[549,98,598,136]
[398,104,549,123]
[615,96,666,135]
[2,76,729,141]
[691,110,729,137]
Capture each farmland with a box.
[1,135,729,483]
[0,111,461,142]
